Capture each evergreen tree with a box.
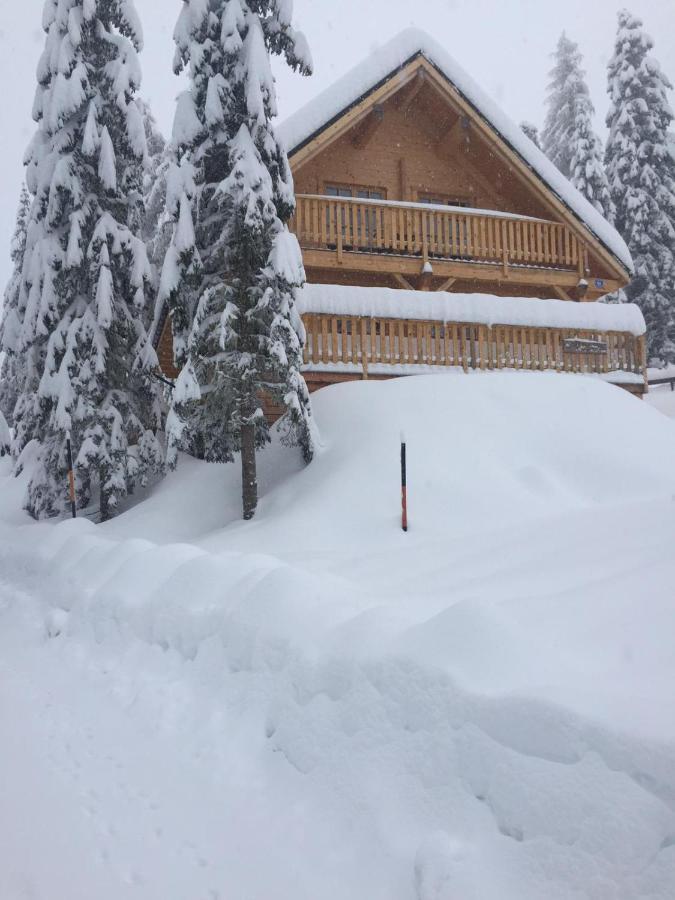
[139,100,174,345]
[12,0,164,520]
[0,185,31,427]
[161,0,315,520]
[520,121,541,149]
[542,33,614,218]
[0,410,9,457]
[605,10,675,364]
[140,100,173,275]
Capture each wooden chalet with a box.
[155,29,647,398]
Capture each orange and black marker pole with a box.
[401,432,408,532]
[66,431,77,519]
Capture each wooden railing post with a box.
[501,220,509,277]
[361,318,369,379]
[336,208,343,265]
[291,196,583,278]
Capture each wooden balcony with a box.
[301,312,647,393]
[290,195,610,296]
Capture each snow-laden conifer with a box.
[140,101,173,276]
[0,186,31,427]
[161,0,314,519]
[605,10,675,363]
[0,410,10,457]
[12,0,164,520]
[542,33,614,219]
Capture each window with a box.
[325,185,354,199]
[324,185,386,247]
[325,185,386,201]
[418,193,469,209]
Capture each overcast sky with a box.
[0,0,673,291]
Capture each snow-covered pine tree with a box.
[162,0,315,520]
[520,122,541,149]
[0,185,31,427]
[605,10,675,364]
[140,101,173,275]
[542,34,585,176]
[12,0,164,520]
[542,33,614,219]
[0,410,10,457]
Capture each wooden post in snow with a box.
[401,432,408,533]
[66,431,77,519]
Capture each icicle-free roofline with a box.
[278,28,633,276]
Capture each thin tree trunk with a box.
[241,399,258,520]
[99,471,110,523]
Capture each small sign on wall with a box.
[562,338,608,355]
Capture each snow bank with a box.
[279,28,633,274]
[297,283,646,334]
[2,375,675,898]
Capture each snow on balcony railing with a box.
[296,284,646,336]
[297,285,646,382]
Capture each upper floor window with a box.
[418,193,469,209]
[325,185,386,201]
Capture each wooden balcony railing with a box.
[302,313,646,380]
[291,195,589,275]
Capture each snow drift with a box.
[1,374,675,899]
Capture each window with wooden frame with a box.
[417,192,470,209]
[324,184,387,248]
[325,184,387,201]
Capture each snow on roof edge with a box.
[278,28,633,276]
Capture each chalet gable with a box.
[279,29,633,283]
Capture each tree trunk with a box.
[240,415,258,521]
[99,476,110,523]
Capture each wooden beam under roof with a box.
[394,68,426,115]
[393,274,415,290]
[301,248,624,295]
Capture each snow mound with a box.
[100,373,675,554]
[1,374,675,899]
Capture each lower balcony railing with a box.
[291,195,588,275]
[302,313,646,381]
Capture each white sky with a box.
[0,0,673,291]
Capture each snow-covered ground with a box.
[2,373,675,899]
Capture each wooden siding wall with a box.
[292,81,614,285]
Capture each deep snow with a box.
[1,373,675,899]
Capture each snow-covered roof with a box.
[279,28,633,275]
[297,283,646,336]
